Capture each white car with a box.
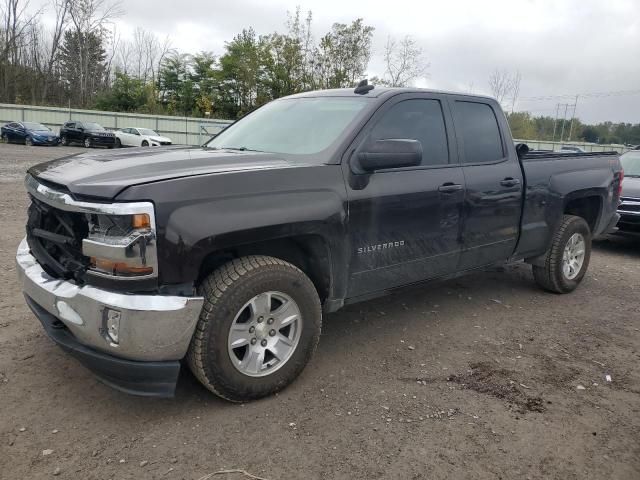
[115,127,172,147]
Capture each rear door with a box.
[448,97,523,269]
[72,122,82,142]
[344,93,465,298]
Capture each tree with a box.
[58,29,108,106]
[94,71,148,111]
[488,68,521,110]
[312,18,374,89]
[216,28,266,117]
[66,0,121,106]
[376,35,428,87]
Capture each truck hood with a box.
[28,146,297,199]
[622,176,640,199]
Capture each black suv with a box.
[59,121,116,148]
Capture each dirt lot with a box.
[0,142,638,480]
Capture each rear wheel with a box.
[532,215,592,293]
[25,136,33,146]
[187,255,322,402]
[115,138,122,148]
[2,133,9,144]
[60,135,68,146]
[84,137,91,148]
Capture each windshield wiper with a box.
[220,146,263,152]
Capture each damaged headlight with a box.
[82,209,157,279]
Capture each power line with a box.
[519,89,640,102]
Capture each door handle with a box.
[438,182,463,193]
[500,177,521,187]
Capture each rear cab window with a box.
[452,101,504,164]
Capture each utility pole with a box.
[568,95,579,141]
[559,103,569,143]
[552,103,560,142]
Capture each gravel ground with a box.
[0,142,639,480]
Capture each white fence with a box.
[0,103,233,146]
[514,139,630,154]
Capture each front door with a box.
[344,94,465,298]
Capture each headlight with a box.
[82,209,157,279]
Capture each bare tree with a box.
[509,70,521,113]
[488,68,521,110]
[67,0,122,105]
[379,35,429,87]
[0,0,42,101]
[40,0,68,103]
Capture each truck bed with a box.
[515,150,621,259]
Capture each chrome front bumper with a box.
[16,237,204,362]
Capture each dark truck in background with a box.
[16,85,623,401]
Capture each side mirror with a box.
[356,139,422,172]
[515,143,529,159]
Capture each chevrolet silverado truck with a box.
[17,84,623,401]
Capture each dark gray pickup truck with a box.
[17,85,623,401]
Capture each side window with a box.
[367,99,449,166]
[452,101,504,164]
[75,122,82,129]
[122,128,130,134]
[65,123,74,129]
[9,123,20,128]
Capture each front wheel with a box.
[1,133,9,143]
[25,136,33,146]
[187,256,322,402]
[141,140,149,147]
[532,215,592,293]
[60,135,68,146]
[115,138,122,148]
[84,137,91,148]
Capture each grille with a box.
[26,196,90,281]
[619,200,640,213]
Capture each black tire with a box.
[141,140,149,147]
[187,255,322,402]
[115,138,122,148]
[60,135,68,146]
[25,136,33,146]
[84,137,91,148]
[532,215,592,293]
[2,133,9,143]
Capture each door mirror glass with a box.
[357,139,422,172]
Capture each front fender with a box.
[116,164,349,292]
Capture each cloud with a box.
[31,0,640,123]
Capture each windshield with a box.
[138,128,158,136]
[23,122,49,131]
[206,97,370,155]
[621,152,640,177]
[83,122,105,131]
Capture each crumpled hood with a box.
[622,176,640,199]
[28,146,297,199]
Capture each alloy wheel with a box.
[227,291,303,377]
[562,233,586,280]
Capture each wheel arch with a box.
[563,193,603,233]
[197,234,334,306]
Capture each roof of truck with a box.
[285,86,496,102]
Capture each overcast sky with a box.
[33,0,640,124]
